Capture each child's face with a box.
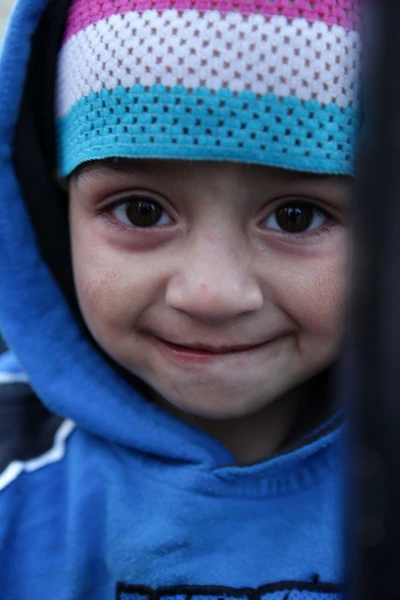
[69,159,351,420]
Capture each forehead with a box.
[74,158,344,189]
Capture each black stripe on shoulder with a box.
[0,381,63,474]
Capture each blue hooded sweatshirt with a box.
[0,0,345,598]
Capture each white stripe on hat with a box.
[56,10,360,119]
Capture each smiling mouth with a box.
[157,338,273,355]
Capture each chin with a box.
[162,389,279,421]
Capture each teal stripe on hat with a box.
[57,84,358,177]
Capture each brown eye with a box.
[127,200,163,227]
[276,204,314,233]
[110,197,172,228]
[264,201,326,234]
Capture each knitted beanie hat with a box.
[56,0,360,178]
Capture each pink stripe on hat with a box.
[63,0,359,44]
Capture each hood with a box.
[0,0,343,472]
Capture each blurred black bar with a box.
[346,1,400,598]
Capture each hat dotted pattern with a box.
[56,0,360,177]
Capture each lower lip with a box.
[155,339,270,363]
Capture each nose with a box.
[165,232,263,324]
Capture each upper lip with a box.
[158,338,275,353]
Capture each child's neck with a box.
[192,384,309,465]
[148,380,312,466]
[128,364,332,465]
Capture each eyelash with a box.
[96,196,173,229]
[271,222,335,240]
[262,202,336,240]
[97,196,337,239]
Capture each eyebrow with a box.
[74,158,170,183]
[74,158,348,190]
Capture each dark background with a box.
[1,1,15,354]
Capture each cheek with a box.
[304,273,347,366]
[73,251,123,343]
[70,218,138,338]
[275,245,348,351]
[75,264,120,328]
[70,214,170,352]
[296,262,347,335]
